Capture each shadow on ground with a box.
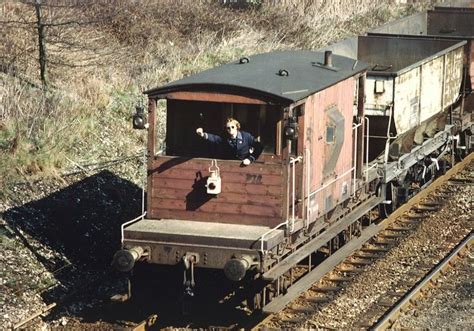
[2,170,252,327]
[3,171,142,299]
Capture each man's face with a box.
[226,122,238,138]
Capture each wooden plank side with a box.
[151,197,281,217]
[152,168,284,185]
[153,178,283,196]
[152,157,283,175]
[147,156,285,225]
[149,209,278,226]
[152,188,282,205]
[167,91,267,105]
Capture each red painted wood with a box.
[147,157,285,226]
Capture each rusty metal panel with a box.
[427,12,474,90]
[372,11,427,35]
[303,77,355,221]
[435,2,474,8]
[147,157,284,227]
[427,10,474,37]
[364,76,394,114]
[356,36,465,135]
[391,46,463,135]
[420,56,444,123]
[358,36,464,73]
[394,68,421,134]
[443,47,464,108]
[370,10,474,90]
[470,42,474,90]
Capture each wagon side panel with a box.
[443,47,464,109]
[394,68,421,134]
[420,56,444,123]
[147,157,285,227]
[304,77,355,220]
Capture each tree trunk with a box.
[34,0,47,87]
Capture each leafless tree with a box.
[1,0,116,87]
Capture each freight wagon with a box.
[112,5,473,313]
[370,6,474,154]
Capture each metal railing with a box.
[259,117,369,254]
[120,212,146,245]
[364,117,378,179]
[259,155,302,254]
[287,155,303,232]
[353,122,362,195]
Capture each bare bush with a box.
[0,0,434,181]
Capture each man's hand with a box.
[242,158,251,166]
[196,128,204,137]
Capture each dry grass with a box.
[0,0,434,182]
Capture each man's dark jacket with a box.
[204,130,263,162]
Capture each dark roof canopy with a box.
[145,50,368,104]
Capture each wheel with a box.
[421,166,434,187]
[352,220,362,237]
[280,277,290,294]
[252,292,262,310]
[378,181,398,218]
[266,285,276,303]
[457,130,472,159]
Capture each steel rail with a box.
[372,231,473,330]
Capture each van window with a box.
[164,99,281,158]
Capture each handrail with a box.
[259,221,288,255]
[364,163,378,179]
[288,156,303,233]
[307,166,355,199]
[121,212,146,245]
[353,122,362,195]
[383,104,394,164]
[260,156,302,254]
[304,148,311,230]
[141,147,147,215]
[365,116,370,178]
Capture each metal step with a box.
[263,196,383,281]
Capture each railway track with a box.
[251,153,473,329]
[372,232,473,330]
[10,154,472,330]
